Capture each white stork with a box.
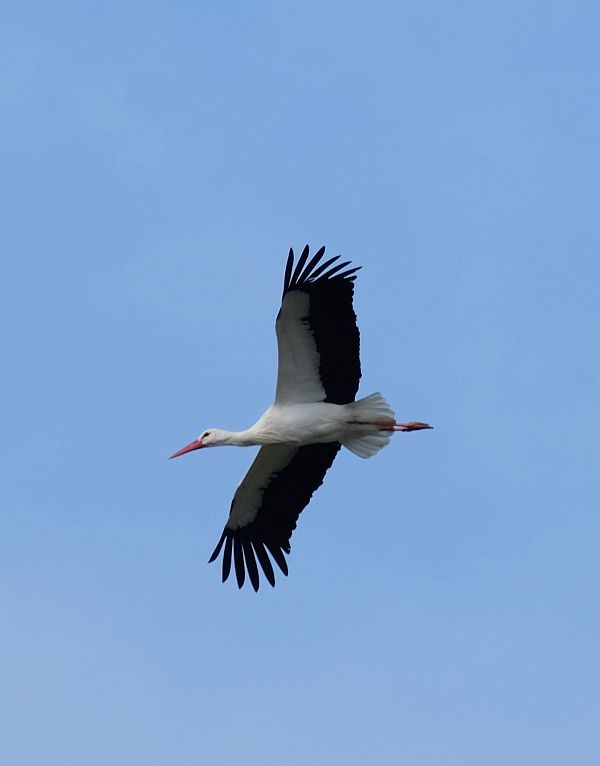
[171,246,431,591]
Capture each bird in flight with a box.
[170,245,431,591]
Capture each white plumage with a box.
[171,245,431,591]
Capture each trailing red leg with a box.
[392,421,433,432]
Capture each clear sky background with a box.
[2,2,599,764]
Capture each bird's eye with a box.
[201,431,210,439]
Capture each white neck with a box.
[218,428,260,447]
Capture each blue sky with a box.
[2,2,599,764]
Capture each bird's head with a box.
[169,428,224,458]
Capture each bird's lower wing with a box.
[209,442,341,591]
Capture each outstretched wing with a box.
[209,442,341,591]
[275,245,362,405]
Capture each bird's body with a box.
[204,400,393,448]
[171,245,431,590]
[250,402,352,445]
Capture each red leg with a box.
[393,421,433,432]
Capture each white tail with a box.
[342,393,396,459]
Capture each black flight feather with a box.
[290,244,311,286]
[234,537,245,588]
[242,538,260,592]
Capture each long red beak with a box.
[169,439,204,459]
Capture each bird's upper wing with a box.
[209,442,341,591]
[274,245,362,405]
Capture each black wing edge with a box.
[282,245,361,296]
[208,443,341,592]
[208,526,287,593]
